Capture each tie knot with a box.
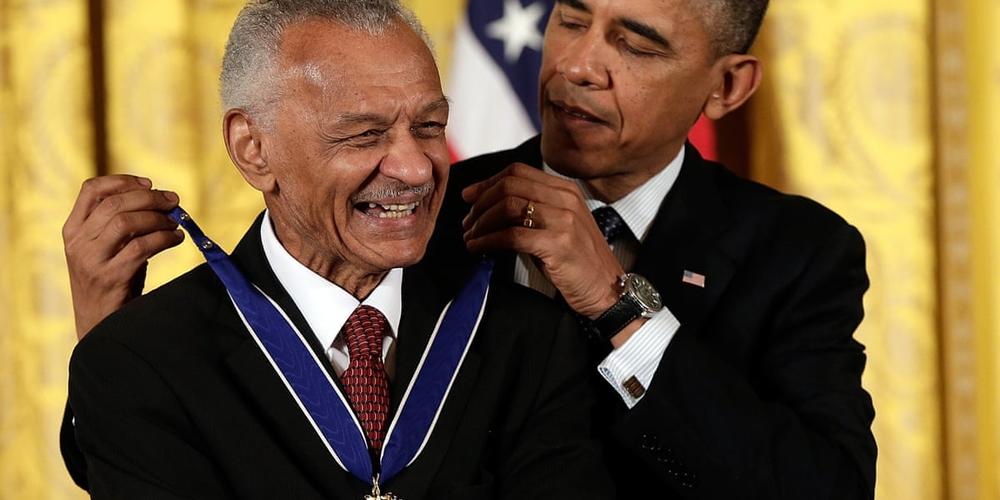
[592,206,631,244]
[343,305,387,359]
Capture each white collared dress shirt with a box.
[260,212,403,376]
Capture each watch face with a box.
[626,274,663,312]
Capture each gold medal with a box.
[364,475,400,500]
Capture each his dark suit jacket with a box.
[65,213,612,499]
[425,136,877,499]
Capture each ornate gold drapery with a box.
[1,1,95,498]
[753,1,999,499]
[750,2,941,498]
[934,1,1000,499]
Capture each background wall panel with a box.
[750,2,940,499]
[0,1,95,498]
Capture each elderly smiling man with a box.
[62,1,611,498]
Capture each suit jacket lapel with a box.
[520,135,544,166]
[635,144,737,334]
[383,262,484,496]
[389,263,453,413]
[220,213,363,498]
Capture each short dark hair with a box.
[702,0,770,55]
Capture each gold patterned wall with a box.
[406,0,464,78]
[935,0,1000,499]
[102,0,253,289]
[749,1,941,499]
[0,1,94,498]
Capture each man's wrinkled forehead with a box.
[554,0,677,53]
[275,18,437,92]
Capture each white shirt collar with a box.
[259,212,403,351]
[543,146,685,241]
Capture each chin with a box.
[542,128,612,175]
[542,145,610,181]
[368,241,428,270]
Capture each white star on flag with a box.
[486,0,546,63]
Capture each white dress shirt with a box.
[513,148,685,408]
[260,213,402,376]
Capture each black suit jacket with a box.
[65,213,612,499]
[425,136,877,499]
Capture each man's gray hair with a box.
[220,0,431,118]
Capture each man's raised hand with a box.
[63,175,183,340]
[461,163,624,320]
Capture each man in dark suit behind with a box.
[62,0,876,498]
[434,0,877,498]
[63,1,611,498]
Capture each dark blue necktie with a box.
[592,206,631,244]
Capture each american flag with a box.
[682,270,706,288]
[447,0,553,160]
[445,0,717,161]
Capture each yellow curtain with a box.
[0,1,95,499]
[102,0,253,288]
[405,0,465,79]
[935,0,1000,499]
[749,1,942,499]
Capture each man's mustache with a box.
[351,181,435,202]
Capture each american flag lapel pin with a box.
[682,270,706,288]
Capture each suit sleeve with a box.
[497,312,615,500]
[69,332,235,499]
[613,223,876,499]
[60,404,89,490]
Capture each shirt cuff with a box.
[597,307,680,409]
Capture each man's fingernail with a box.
[175,230,185,240]
[137,177,152,188]
[164,192,179,203]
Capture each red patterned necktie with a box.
[340,305,391,453]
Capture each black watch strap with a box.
[583,294,644,342]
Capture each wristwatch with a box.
[582,273,663,342]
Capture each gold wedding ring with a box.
[523,201,536,228]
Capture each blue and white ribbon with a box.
[169,208,492,486]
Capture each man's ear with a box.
[223,109,276,193]
[703,54,763,120]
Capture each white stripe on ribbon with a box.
[227,288,367,474]
[380,286,491,468]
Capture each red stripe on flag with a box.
[688,115,717,161]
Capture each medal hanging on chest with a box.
[365,475,399,500]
